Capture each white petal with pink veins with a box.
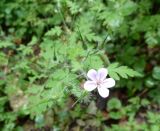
[87,69,97,81]
[84,80,97,91]
[97,86,109,98]
[101,78,115,88]
[97,68,108,81]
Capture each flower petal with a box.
[84,81,97,91]
[101,78,115,88]
[87,69,97,81]
[97,86,109,98]
[97,68,108,81]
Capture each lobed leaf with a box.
[108,63,142,80]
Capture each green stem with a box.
[71,91,87,108]
[57,7,69,31]
[99,52,110,66]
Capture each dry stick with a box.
[138,88,149,97]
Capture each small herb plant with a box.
[0,0,160,130]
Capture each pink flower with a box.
[84,68,115,98]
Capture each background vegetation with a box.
[0,0,160,130]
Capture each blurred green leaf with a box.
[152,66,160,80]
[107,98,122,110]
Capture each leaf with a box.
[67,1,80,14]
[108,63,142,80]
[0,53,8,66]
[45,26,62,36]
[99,10,123,28]
[107,98,122,110]
[84,55,103,70]
[0,41,13,48]
[26,85,44,94]
[75,13,98,42]
[109,111,123,120]
[152,66,160,80]
[71,86,84,98]
[145,31,158,47]
[120,0,137,16]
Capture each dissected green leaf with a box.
[45,26,62,36]
[108,63,142,80]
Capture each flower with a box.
[84,68,115,98]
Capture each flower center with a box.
[97,80,102,86]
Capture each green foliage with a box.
[108,63,142,80]
[45,26,62,37]
[107,98,122,110]
[0,0,159,130]
[152,66,160,80]
[107,98,123,120]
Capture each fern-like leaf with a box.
[108,63,142,80]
